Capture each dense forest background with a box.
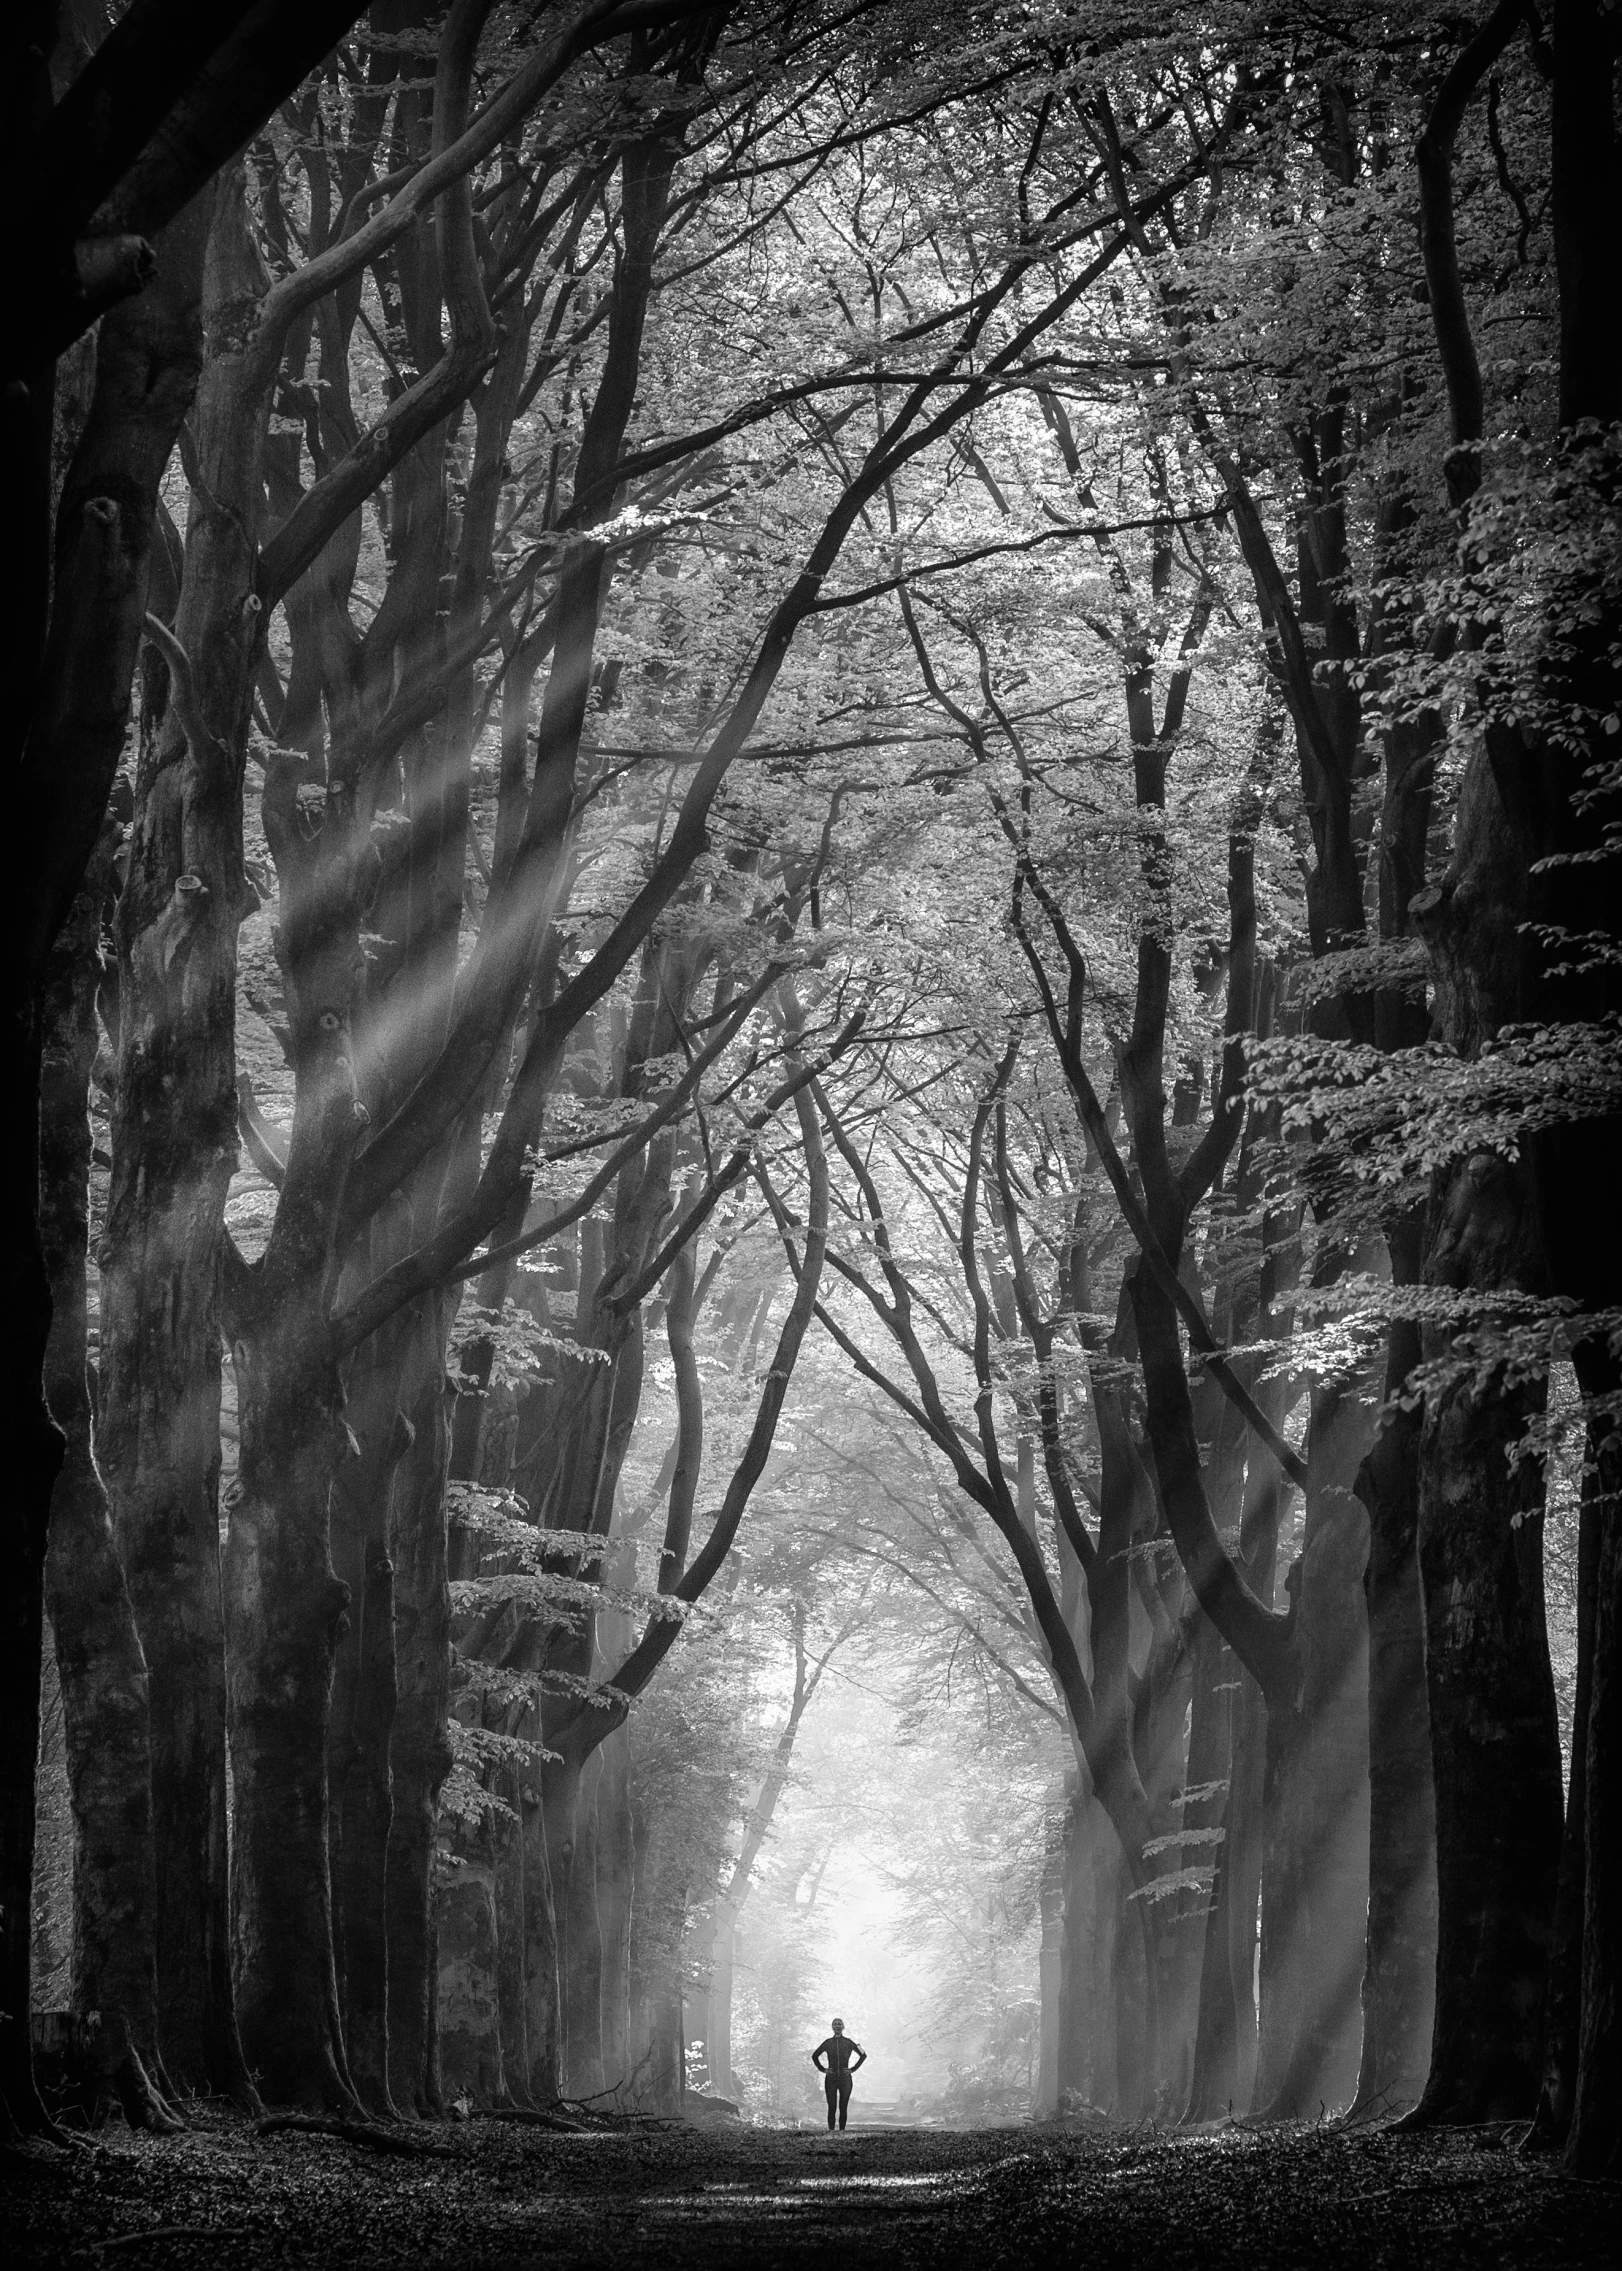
[4,0,1618,2180]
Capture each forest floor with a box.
[2,2104,1616,2268]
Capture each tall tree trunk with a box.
[627,1792,686,2119]
[561,1749,606,2100]
[328,1325,411,2117]
[1351,683,1439,2122]
[436,1845,506,2109]
[542,1752,590,2099]
[1412,1310,1563,2119]
[1057,1785,1105,2108]
[1408,753,1565,2122]
[1533,1454,1599,2146]
[522,1764,562,2106]
[1224,1669,1267,2114]
[1132,1560,1196,2114]
[1351,1267,1437,2122]
[490,1736,531,2108]
[39,848,175,2130]
[224,1269,356,2110]
[98,170,263,2106]
[1178,1614,1234,2121]
[23,218,210,2123]
[386,1307,455,2116]
[1036,1796,1066,2117]
[1183,1349,1252,2122]
[1177,1334,1249,2122]
[1,1009,60,2133]
[596,1728,635,2094]
[1567,1409,1621,2173]
[1259,1383,1375,2118]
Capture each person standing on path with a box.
[811,2018,867,2131]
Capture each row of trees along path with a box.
[5,0,1618,2186]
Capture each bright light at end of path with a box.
[815,1854,939,2099]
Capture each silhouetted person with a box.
[811,2017,866,2131]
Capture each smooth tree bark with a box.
[386,1302,458,2114]
[1405,755,1565,2122]
[596,1729,636,2096]
[1568,1412,1622,2174]
[83,176,259,2104]
[1254,1381,1375,2118]
[39,838,176,2131]
[626,1793,687,2115]
[1349,1272,1437,2121]
[1533,1445,1601,2146]
[2,0,378,2134]
[99,8,635,2109]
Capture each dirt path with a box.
[3,2112,1616,2267]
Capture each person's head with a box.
[831,2019,844,2034]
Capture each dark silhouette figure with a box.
[811,2017,867,2130]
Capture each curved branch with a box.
[1011,886,1308,1496]
[555,1073,832,1761]
[1417,1,1532,504]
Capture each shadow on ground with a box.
[3,2110,1616,2266]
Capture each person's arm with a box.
[811,2042,826,2070]
[852,2043,867,2069]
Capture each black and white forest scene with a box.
[3,4,1620,2266]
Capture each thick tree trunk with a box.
[4,142,70,2130]
[39,852,175,2131]
[490,1776,531,2107]
[561,1751,606,2099]
[1132,1564,1196,2114]
[436,1853,506,2108]
[1110,1832,1148,2120]
[1408,753,1565,2123]
[1412,1321,1563,2119]
[328,1327,411,2117]
[541,1752,593,2099]
[626,1790,690,2117]
[1087,1367,1165,2098]
[1224,1670,1267,2114]
[1258,1383,1375,2119]
[1057,1786,1104,2108]
[1192,1078,1295,2121]
[1181,1329,1248,2123]
[1187,1778,1240,2121]
[1566,1409,1621,2174]
[0,1010,61,2136]
[1533,1458,1598,2147]
[597,1729,635,2094]
[1036,1798,1066,2117]
[224,1283,355,2111]
[522,1766,562,2106]
[1178,1613,1233,2121]
[1351,1283,1437,2122]
[83,175,252,2106]
[386,1311,455,2116]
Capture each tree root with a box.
[256,2114,459,2159]
[471,2106,590,2132]
[113,2048,186,2135]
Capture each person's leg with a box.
[825,2074,837,2131]
[837,2075,852,2130]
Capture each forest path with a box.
[3,2110,1616,2267]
